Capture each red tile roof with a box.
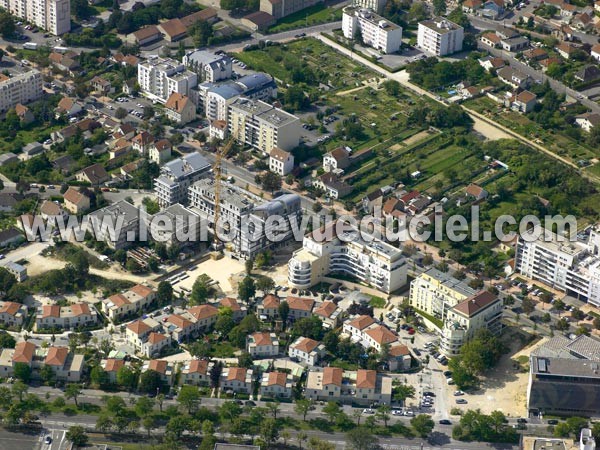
[45,347,68,366]
[356,370,376,389]
[322,367,343,386]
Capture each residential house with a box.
[260,371,293,398]
[501,36,529,52]
[481,0,505,19]
[88,200,140,249]
[364,325,398,351]
[269,147,294,176]
[35,303,98,331]
[305,367,342,400]
[313,173,353,199]
[219,297,247,322]
[165,313,199,342]
[132,131,155,155]
[289,337,326,366]
[55,97,82,118]
[0,301,27,328]
[0,228,23,248]
[158,18,187,42]
[63,187,90,214]
[388,344,411,371]
[14,103,34,124]
[44,346,85,382]
[497,67,530,89]
[555,42,579,60]
[323,147,350,173]
[462,0,482,13]
[0,153,18,167]
[592,44,600,62]
[362,188,384,214]
[540,57,563,73]
[575,113,600,132]
[510,90,537,113]
[572,12,592,30]
[5,262,27,282]
[0,193,21,212]
[102,358,125,383]
[188,304,219,332]
[180,359,211,386]
[241,11,276,31]
[149,139,172,164]
[132,26,162,46]
[465,183,489,201]
[523,48,548,62]
[480,32,501,48]
[305,368,392,405]
[49,52,80,75]
[39,200,65,222]
[125,317,161,352]
[257,294,280,320]
[102,284,156,322]
[313,301,342,329]
[142,360,175,386]
[575,66,600,84]
[52,155,76,175]
[247,332,279,357]
[90,76,113,95]
[141,332,172,358]
[221,367,253,393]
[343,315,376,340]
[76,163,109,186]
[165,92,196,125]
[22,142,43,159]
[286,297,315,320]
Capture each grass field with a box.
[464,96,598,163]
[267,4,343,33]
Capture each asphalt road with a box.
[0,427,40,450]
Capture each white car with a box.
[454,390,465,396]
[392,409,403,416]
[403,410,414,416]
[362,408,375,414]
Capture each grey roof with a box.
[502,36,529,46]
[253,194,301,218]
[422,267,476,297]
[0,228,22,243]
[236,73,274,91]
[90,200,139,224]
[184,50,231,68]
[419,17,462,34]
[5,261,25,272]
[229,98,299,128]
[161,152,211,181]
[0,152,18,164]
[566,335,600,361]
[210,84,243,99]
[23,142,43,154]
[531,356,600,378]
[0,193,23,208]
[531,335,600,362]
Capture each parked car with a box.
[439,419,452,425]
[362,408,375,414]
[454,390,464,396]
[547,419,558,425]
[456,399,468,404]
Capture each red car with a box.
[408,328,415,335]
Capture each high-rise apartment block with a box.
[0,70,43,114]
[0,0,70,35]
[138,57,198,104]
[417,17,464,56]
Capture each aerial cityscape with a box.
[0,0,600,448]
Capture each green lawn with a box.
[268,4,343,33]
[369,295,386,308]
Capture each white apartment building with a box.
[183,50,232,83]
[189,179,303,258]
[305,368,393,405]
[228,98,301,153]
[0,0,70,35]
[342,7,402,54]
[0,70,43,114]
[409,268,502,356]
[417,17,464,56]
[351,0,387,13]
[154,152,211,208]
[515,226,600,308]
[138,57,198,103]
[35,303,98,331]
[288,221,408,293]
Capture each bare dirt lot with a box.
[449,329,545,418]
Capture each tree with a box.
[157,281,173,305]
[256,276,275,293]
[96,414,113,433]
[261,171,282,193]
[433,0,446,15]
[117,366,138,391]
[215,309,235,336]
[219,400,243,422]
[115,107,127,119]
[66,425,88,446]
[392,382,415,405]
[266,401,280,419]
[295,398,311,421]
[408,1,428,22]
[346,427,378,450]
[278,300,290,325]
[260,418,280,448]
[238,276,256,302]
[209,361,223,388]
[166,415,189,439]
[177,385,201,414]
[135,396,155,419]
[142,415,158,437]
[323,401,342,423]
[14,362,31,383]
[376,404,391,427]
[411,414,435,438]
[191,274,211,305]
[200,420,217,450]
[291,316,324,340]
[522,297,535,314]
[382,80,400,96]
[11,381,28,402]
[138,370,162,394]
[594,317,600,330]
[245,257,254,275]
[0,10,16,38]
[65,383,82,407]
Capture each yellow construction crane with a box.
[211,138,235,253]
